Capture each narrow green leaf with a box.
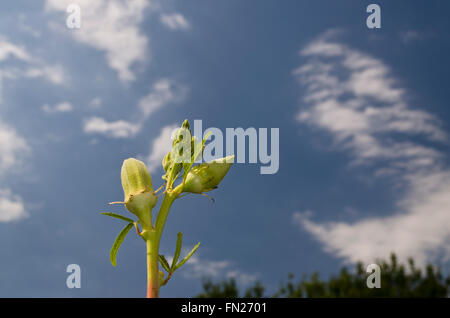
[101,212,135,224]
[175,242,201,270]
[110,223,133,267]
[171,232,183,271]
[159,255,171,273]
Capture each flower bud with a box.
[162,151,172,173]
[181,119,190,131]
[162,120,193,183]
[121,158,157,225]
[162,151,182,182]
[183,155,234,194]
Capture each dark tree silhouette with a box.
[196,254,450,298]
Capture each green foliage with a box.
[196,278,265,298]
[109,223,134,267]
[174,242,201,270]
[103,119,234,297]
[196,254,450,298]
[100,212,135,224]
[172,232,184,271]
[158,255,171,272]
[158,233,201,286]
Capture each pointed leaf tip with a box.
[175,242,201,270]
[101,212,135,224]
[110,223,133,267]
[171,232,183,271]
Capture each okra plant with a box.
[101,119,234,298]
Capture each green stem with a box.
[145,187,181,298]
[146,238,159,298]
[154,190,180,244]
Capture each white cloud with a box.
[138,78,186,118]
[89,97,102,109]
[145,124,178,172]
[45,0,149,82]
[293,170,450,267]
[82,78,184,139]
[399,30,423,44]
[160,13,191,31]
[83,117,141,138]
[42,101,73,113]
[0,189,28,222]
[0,36,61,224]
[0,37,31,62]
[226,270,259,286]
[182,256,231,278]
[294,32,446,175]
[23,65,66,85]
[0,36,67,86]
[292,32,450,267]
[176,253,258,286]
[0,122,29,223]
[0,120,29,174]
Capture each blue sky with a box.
[0,0,449,297]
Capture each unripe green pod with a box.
[121,158,157,226]
[183,155,234,194]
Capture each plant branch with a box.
[146,238,159,298]
[144,187,182,298]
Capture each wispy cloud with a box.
[0,36,67,87]
[168,252,258,287]
[160,13,191,31]
[88,97,102,109]
[0,122,29,223]
[0,37,31,62]
[292,31,450,266]
[0,189,28,222]
[45,0,149,82]
[294,31,446,175]
[23,65,66,85]
[138,78,186,118]
[42,101,73,114]
[0,121,29,174]
[399,30,425,44]
[0,35,36,223]
[84,78,185,139]
[83,117,140,138]
[145,123,178,172]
